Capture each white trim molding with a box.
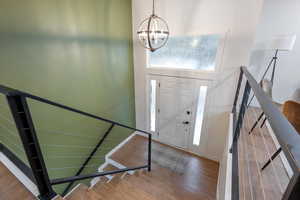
[217,113,233,200]
[91,131,140,186]
[0,152,39,197]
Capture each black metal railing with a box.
[0,85,152,200]
[231,66,300,200]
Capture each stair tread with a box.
[102,164,118,171]
[108,171,127,184]
[94,176,109,185]
[123,175,176,200]
[92,184,125,200]
[64,184,103,200]
[94,164,127,189]
[92,177,156,200]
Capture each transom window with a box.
[148,34,220,71]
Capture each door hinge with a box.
[158,108,160,113]
[157,132,160,136]
[158,83,161,87]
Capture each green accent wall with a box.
[0,0,135,194]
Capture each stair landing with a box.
[109,135,219,200]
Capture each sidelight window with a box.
[150,80,157,132]
[193,85,208,146]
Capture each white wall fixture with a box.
[248,34,297,106]
[137,0,169,52]
[267,35,297,51]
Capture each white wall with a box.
[132,0,264,161]
[249,0,300,104]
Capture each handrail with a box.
[0,84,151,135]
[241,67,300,171]
[0,84,152,199]
[231,66,300,200]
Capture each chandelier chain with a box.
[152,0,155,15]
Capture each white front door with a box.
[148,75,208,151]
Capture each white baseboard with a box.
[90,177,101,188]
[216,113,233,200]
[63,183,81,198]
[106,158,135,175]
[97,162,114,180]
[0,152,39,197]
[105,132,138,160]
[91,132,138,187]
[224,113,233,200]
[104,131,138,175]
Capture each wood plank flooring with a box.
[110,135,219,200]
[238,107,290,200]
[0,135,219,200]
[0,162,35,200]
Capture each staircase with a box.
[0,133,219,200]
[56,135,219,200]
[62,167,156,200]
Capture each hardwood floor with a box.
[0,135,219,200]
[238,107,290,200]
[0,163,35,200]
[110,135,219,200]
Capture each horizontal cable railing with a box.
[0,84,152,199]
[231,66,300,200]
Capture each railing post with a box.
[6,95,56,200]
[282,172,300,200]
[232,67,244,114]
[231,81,251,200]
[148,134,152,171]
[233,81,251,142]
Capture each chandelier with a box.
[137,0,169,52]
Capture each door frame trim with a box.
[146,74,213,157]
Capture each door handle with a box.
[182,121,190,125]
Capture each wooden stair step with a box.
[92,177,156,200]
[108,171,128,184]
[95,164,127,187]
[64,184,102,200]
[123,175,176,200]
[91,184,124,200]
[133,169,147,177]
[102,164,118,171]
[102,164,121,179]
[113,179,156,200]
[95,176,109,185]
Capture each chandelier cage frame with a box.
[137,0,170,52]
